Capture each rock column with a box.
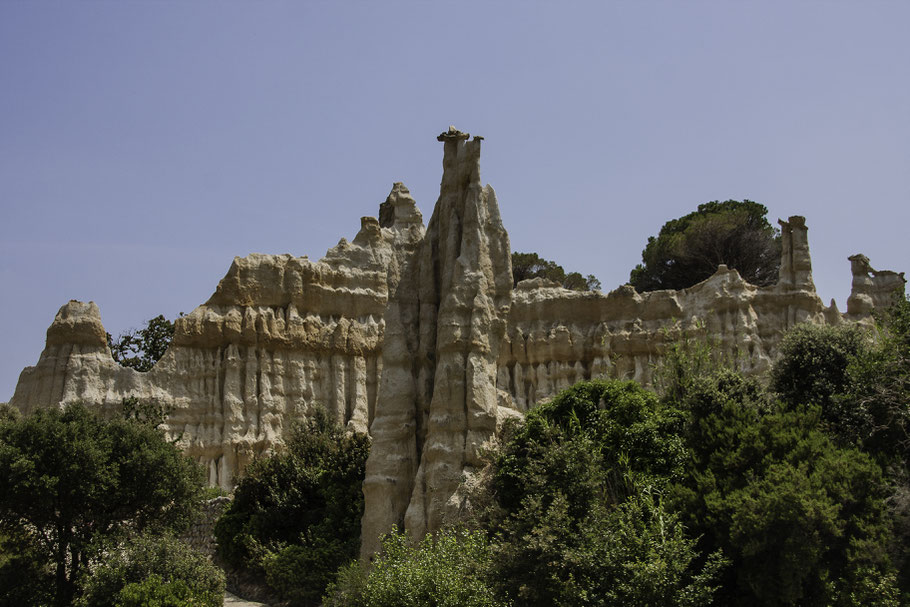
[360,128,512,556]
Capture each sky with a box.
[1,1,908,401]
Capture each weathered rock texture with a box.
[360,128,512,555]
[12,188,426,489]
[181,496,232,558]
[10,128,906,555]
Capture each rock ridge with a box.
[10,128,906,555]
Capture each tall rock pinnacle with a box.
[360,128,512,556]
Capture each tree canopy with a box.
[106,314,176,372]
[0,403,204,606]
[215,407,370,606]
[512,251,601,291]
[629,200,781,292]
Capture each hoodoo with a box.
[10,128,905,555]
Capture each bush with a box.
[484,380,720,606]
[0,529,54,607]
[324,528,506,607]
[0,403,204,606]
[78,532,224,607]
[771,323,869,442]
[214,407,370,605]
[669,370,896,606]
[492,380,687,515]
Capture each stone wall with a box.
[182,496,232,558]
[10,127,905,556]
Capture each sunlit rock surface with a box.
[11,128,905,555]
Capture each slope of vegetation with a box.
[328,293,910,607]
[4,292,907,607]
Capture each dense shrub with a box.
[484,380,719,606]
[78,532,224,607]
[215,407,370,605]
[0,403,204,606]
[771,323,869,445]
[324,528,506,607]
[0,529,54,607]
[669,370,897,606]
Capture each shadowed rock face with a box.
[10,128,905,555]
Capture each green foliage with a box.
[121,395,173,430]
[669,370,895,606]
[771,323,869,440]
[629,200,781,292]
[114,575,196,607]
[0,403,19,423]
[652,324,724,404]
[215,407,370,605]
[486,380,718,606]
[78,532,224,607]
[107,314,176,372]
[0,529,54,607]
[846,293,910,464]
[511,251,600,291]
[0,404,204,606]
[324,528,507,607]
[493,380,687,515]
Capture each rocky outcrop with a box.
[11,187,426,489]
[361,128,512,556]
[10,127,905,555]
[846,253,907,320]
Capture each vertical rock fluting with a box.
[360,128,512,556]
[10,187,427,489]
[9,128,906,556]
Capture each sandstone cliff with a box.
[12,186,425,489]
[10,128,905,555]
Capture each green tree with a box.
[0,404,203,606]
[0,528,54,607]
[629,200,781,292]
[485,380,720,606]
[107,314,176,372]
[324,528,506,607]
[77,532,224,607]
[511,252,600,291]
[770,323,870,446]
[215,407,370,606]
[846,294,910,465]
[669,371,896,606]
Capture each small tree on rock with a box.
[629,200,781,292]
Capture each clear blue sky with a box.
[2,1,908,401]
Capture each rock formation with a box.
[12,187,426,489]
[846,253,907,319]
[361,128,512,555]
[10,127,906,555]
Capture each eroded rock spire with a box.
[360,128,512,556]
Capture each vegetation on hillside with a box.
[4,288,908,606]
[214,407,370,606]
[0,400,217,607]
[324,293,909,607]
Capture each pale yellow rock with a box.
[10,129,905,556]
